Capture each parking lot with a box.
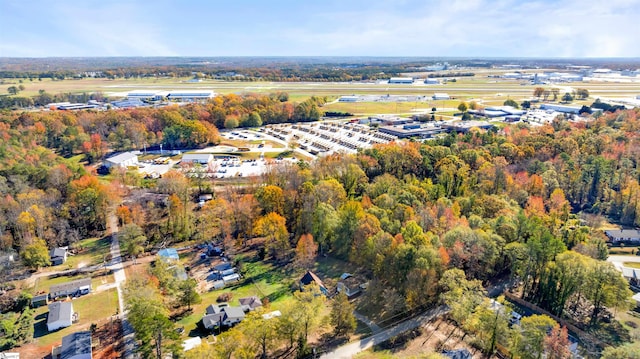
[263,120,397,155]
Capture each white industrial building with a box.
[540,103,582,114]
[433,93,450,100]
[181,153,213,164]
[424,78,440,84]
[104,152,139,169]
[126,90,167,100]
[388,77,414,84]
[167,90,216,101]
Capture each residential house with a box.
[336,273,367,299]
[300,271,329,296]
[201,303,246,330]
[57,331,92,359]
[604,229,640,243]
[239,296,263,312]
[50,247,68,266]
[50,278,92,300]
[47,302,75,331]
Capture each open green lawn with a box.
[32,288,118,346]
[623,262,640,269]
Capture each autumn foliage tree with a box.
[253,212,290,261]
[294,233,318,269]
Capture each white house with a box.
[104,152,139,169]
[47,302,74,331]
[181,153,213,164]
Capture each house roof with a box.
[442,349,472,359]
[213,262,233,272]
[48,302,73,324]
[32,294,48,303]
[158,248,179,260]
[60,331,92,359]
[300,271,326,289]
[202,313,225,328]
[604,229,640,238]
[50,278,92,297]
[222,306,245,320]
[50,248,67,259]
[239,296,263,309]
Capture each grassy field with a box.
[623,262,640,269]
[32,288,119,346]
[4,75,639,112]
[40,237,112,272]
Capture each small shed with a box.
[31,294,49,308]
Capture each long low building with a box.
[181,153,213,164]
[378,123,447,138]
[50,278,92,299]
[388,77,414,84]
[540,103,582,114]
[105,152,139,169]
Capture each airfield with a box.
[5,68,640,116]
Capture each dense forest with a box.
[0,100,639,357]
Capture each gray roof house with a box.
[239,296,263,311]
[59,331,92,359]
[47,302,74,331]
[201,303,245,329]
[50,247,68,266]
[604,229,640,243]
[50,278,92,299]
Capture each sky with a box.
[1,0,640,58]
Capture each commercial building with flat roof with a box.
[433,93,450,100]
[104,152,139,169]
[388,77,414,84]
[181,153,213,164]
[540,103,582,114]
[378,123,447,138]
[167,90,215,101]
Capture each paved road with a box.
[319,306,448,359]
[353,311,381,334]
[607,254,640,270]
[106,212,137,358]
